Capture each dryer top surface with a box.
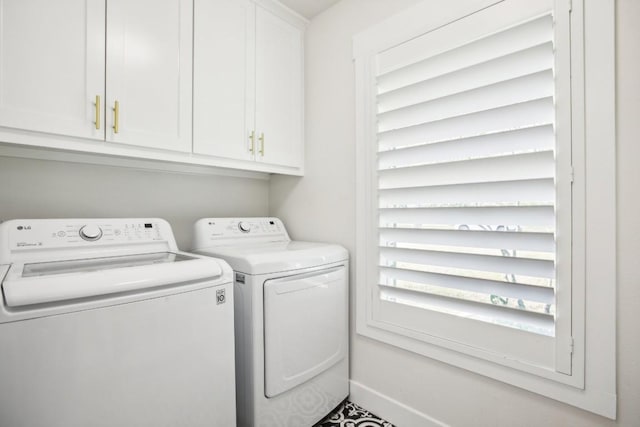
[195,240,348,275]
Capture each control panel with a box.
[193,218,290,249]
[5,219,168,252]
[205,218,285,238]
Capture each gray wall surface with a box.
[0,157,269,249]
[269,0,640,425]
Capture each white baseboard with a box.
[349,380,449,427]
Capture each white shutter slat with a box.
[377,97,554,151]
[379,228,555,253]
[378,124,553,167]
[377,70,553,133]
[377,42,554,111]
[379,205,555,233]
[378,150,554,189]
[379,268,554,308]
[380,241,553,261]
[380,286,554,336]
[379,223,553,234]
[380,282,552,317]
[379,178,555,208]
[380,246,555,279]
[377,14,553,89]
[380,263,554,289]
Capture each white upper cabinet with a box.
[0,0,105,140]
[193,0,255,161]
[193,0,305,171]
[0,0,305,175]
[106,0,193,152]
[255,5,303,168]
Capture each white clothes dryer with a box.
[0,218,236,427]
[192,217,349,427]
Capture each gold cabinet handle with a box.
[249,130,255,153]
[112,100,120,134]
[94,95,101,130]
[259,132,265,156]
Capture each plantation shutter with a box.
[374,13,558,337]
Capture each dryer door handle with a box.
[267,266,345,295]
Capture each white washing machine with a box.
[192,217,349,427]
[0,218,236,427]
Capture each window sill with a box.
[356,319,615,419]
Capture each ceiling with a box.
[277,0,342,19]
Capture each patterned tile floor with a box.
[315,400,394,427]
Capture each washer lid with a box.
[196,241,348,275]
[2,252,228,307]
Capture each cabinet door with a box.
[106,0,192,152]
[255,6,303,168]
[193,0,255,161]
[0,0,105,140]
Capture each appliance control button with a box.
[238,222,251,233]
[79,225,103,241]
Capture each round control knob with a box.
[238,222,251,233]
[79,225,103,241]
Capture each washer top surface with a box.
[193,218,348,274]
[0,218,231,321]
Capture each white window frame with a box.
[354,0,616,419]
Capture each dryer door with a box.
[263,265,347,398]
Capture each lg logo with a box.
[16,225,32,231]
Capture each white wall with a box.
[269,0,640,425]
[0,157,269,249]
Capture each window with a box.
[354,0,616,418]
